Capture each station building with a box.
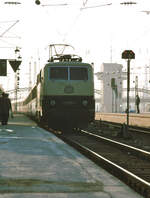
[95,63,124,113]
[95,62,150,113]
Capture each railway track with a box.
[97,119,150,134]
[57,129,150,198]
[37,117,150,197]
[92,120,150,150]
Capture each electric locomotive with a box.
[23,44,95,130]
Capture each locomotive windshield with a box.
[70,68,88,80]
[50,67,68,80]
[49,66,88,80]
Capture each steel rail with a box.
[98,120,150,134]
[81,130,150,161]
[61,135,150,197]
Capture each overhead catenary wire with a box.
[0,20,19,37]
[62,0,90,42]
[80,2,112,10]
[0,38,18,48]
[63,0,113,43]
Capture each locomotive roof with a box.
[46,62,92,67]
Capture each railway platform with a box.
[0,113,143,197]
[96,112,150,128]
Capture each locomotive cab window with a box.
[50,67,68,80]
[49,66,88,80]
[70,67,88,80]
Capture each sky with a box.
[0,0,150,91]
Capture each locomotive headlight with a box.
[82,100,88,106]
[50,100,56,106]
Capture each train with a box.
[21,44,95,131]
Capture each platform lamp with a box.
[122,50,135,134]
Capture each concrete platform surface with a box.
[0,114,143,197]
[96,112,150,127]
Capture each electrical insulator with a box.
[120,2,137,5]
[35,0,40,5]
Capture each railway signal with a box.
[122,50,135,59]
[9,60,22,72]
[122,50,135,135]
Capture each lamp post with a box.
[122,50,135,134]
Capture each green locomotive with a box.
[23,44,95,131]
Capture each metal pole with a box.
[29,61,32,90]
[135,75,138,111]
[15,72,17,112]
[126,59,130,132]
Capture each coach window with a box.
[50,67,68,80]
[70,67,88,80]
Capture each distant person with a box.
[0,92,13,125]
[135,95,140,114]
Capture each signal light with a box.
[122,50,135,59]
[35,0,40,5]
